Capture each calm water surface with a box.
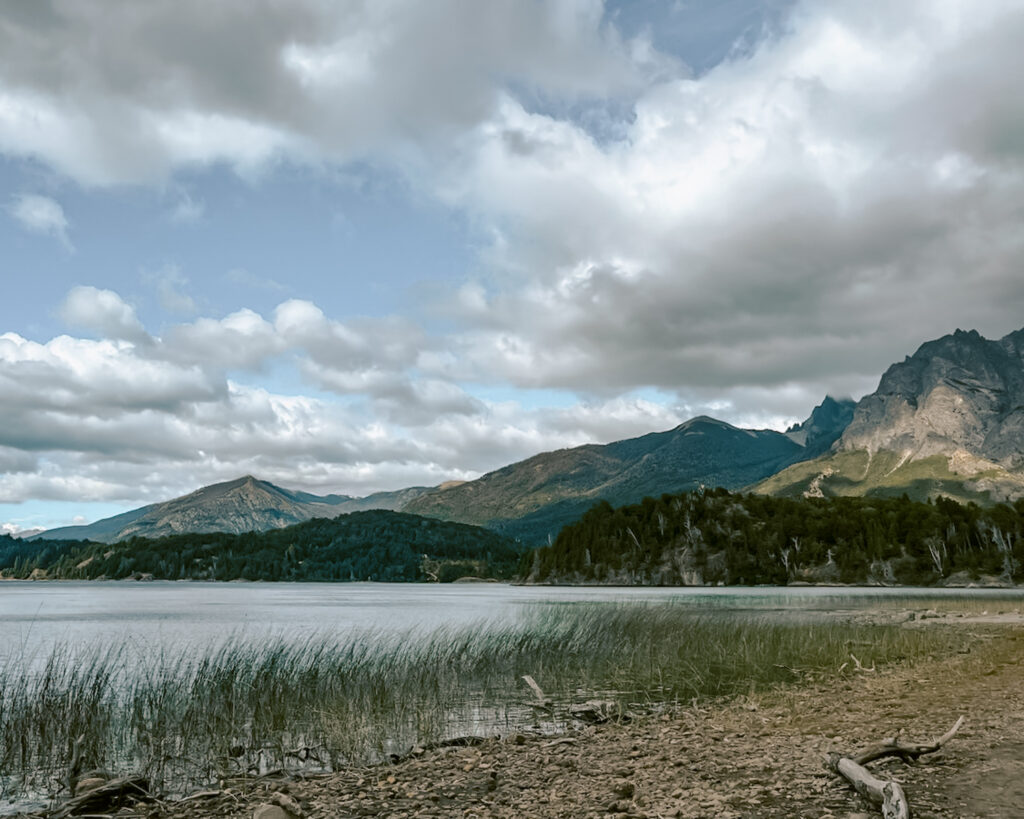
[2,581,1023,663]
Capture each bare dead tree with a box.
[924,535,946,577]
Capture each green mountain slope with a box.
[753,450,1024,503]
[405,416,807,544]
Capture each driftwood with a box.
[826,756,909,819]
[852,716,965,766]
[521,674,552,710]
[826,717,965,819]
[568,700,630,724]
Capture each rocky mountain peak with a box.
[785,395,856,455]
[839,327,1024,468]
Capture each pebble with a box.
[253,806,290,819]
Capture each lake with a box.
[3,580,1023,664]
[2,580,1023,813]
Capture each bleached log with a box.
[827,754,909,819]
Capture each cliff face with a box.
[757,327,1024,503]
[839,328,1024,468]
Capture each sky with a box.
[2,0,1024,532]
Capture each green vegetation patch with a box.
[524,488,1024,585]
[0,510,523,582]
[754,450,1014,505]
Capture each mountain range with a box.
[402,398,854,542]
[32,326,1024,546]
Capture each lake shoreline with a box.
[4,587,1023,818]
[94,620,1024,819]
[3,574,1020,588]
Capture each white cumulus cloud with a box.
[58,286,151,344]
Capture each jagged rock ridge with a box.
[757,327,1024,502]
[785,395,856,457]
[840,328,1024,467]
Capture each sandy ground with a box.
[32,617,1024,819]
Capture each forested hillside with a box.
[522,488,1024,586]
[1,511,522,582]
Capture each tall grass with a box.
[0,603,965,799]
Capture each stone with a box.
[253,805,290,819]
[611,781,635,798]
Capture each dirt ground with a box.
[40,620,1024,819]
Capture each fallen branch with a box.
[853,716,965,766]
[825,717,965,819]
[826,755,909,819]
[850,653,876,673]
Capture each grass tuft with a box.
[0,602,965,799]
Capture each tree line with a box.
[0,510,523,582]
[520,488,1024,585]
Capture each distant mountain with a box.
[404,414,831,544]
[4,527,45,540]
[33,476,433,543]
[38,326,1023,549]
[757,328,1024,502]
[784,395,856,458]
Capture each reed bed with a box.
[0,602,965,799]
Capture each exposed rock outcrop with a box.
[758,327,1024,502]
[840,328,1024,468]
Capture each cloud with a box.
[0,289,706,507]
[8,193,72,248]
[7,2,1022,411]
[0,522,44,538]
[3,2,1024,510]
[426,0,1024,402]
[58,286,151,344]
[0,0,650,185]
[163,308,284,370]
